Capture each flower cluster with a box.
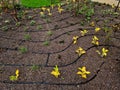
[40,7,52,17]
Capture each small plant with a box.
[42,40,50,46]
[16,22,21,27]
[24,34,31,40]
[24,26,29,31]
[47,30,53,36]
[4,19,10,24]
[1,26,8,31]
[80,21,84,26]
[37,25,42,30]
[9,69,19,81]
[28,16,33,19]
[31,65,40,71]
[30,20,36,26]
[45,18,51,23]
[17,10,24,19]
[19,46,28,54]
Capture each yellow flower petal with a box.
[77,71,82,75]
[81,74,87,79]
[90,22,95,27]
[41,7,46,11]
[73,36,79,44]
[15,69,19,77]
[95,27,101,32]
[92,36,99,45]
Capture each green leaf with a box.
[9,75,17,81]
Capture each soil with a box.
[0,1,120,90]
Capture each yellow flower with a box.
[76,47,86,56]
[47,8,50,12]
[72,0,76,2]
[80,30,88,36]
[96,48,109,57]
[58,7,64,14]
[111,4,115,8]
[73,36,79,44]
[95,27,101,32]
[15,69,19,78]
[101,48,109,57]
[40,11,45,17]
[92,36,99,45]
[77,66,90,79]
[90,21,95,27]
[9,69,19,81]
[58,4,64,14]
[51,65,60,78]
[48,12,52,16]
[41,7,46,11]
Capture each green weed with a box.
[24,34,31,40]
[19,46,28,54]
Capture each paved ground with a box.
[0,2,120,90]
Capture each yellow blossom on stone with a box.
[73,36,79,44]
[90,21,95,27]
[40,11,44,16]
[47,8,50,12]
[15,69,19,78]
[101,48,109,57]
[48,12,52,16]
[41,7,46,11]
[111,4,115,8]
[95,27,101,32]
[72,0,76,2]
[76,47,86,56]
[96,48,109,57]
[92,36,99,45]
[77,66,90,79]
[58,7,64,14]
[51,65,60,78]
[80,30,88,36]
